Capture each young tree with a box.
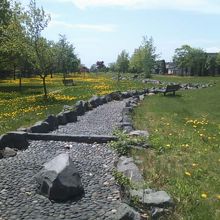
[116,50,129,73]
[129,48,144,73]
[129,36,157,77]
[25,0,51,99]
[56,35,79,79]
[141,36,157,78]
[116,50,129,81]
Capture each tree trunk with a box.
[19,73,22,91]
[42,76,47,99]
[117,72,120,82]
[50,72,53,78]
[13,64,16,80]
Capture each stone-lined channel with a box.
[0,100,127,220]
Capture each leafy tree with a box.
[141,36,157,78]
[96,61,106,72]
[129,48,143,73]
[116,50,129,73]
[108,62,117,72]
[173,45,207,76]
[25,0,51,98]
[0,0,12,26]
[90,64,97,72]
[129,36,157,77]
[0,1,32,84]
[56,34,79,79]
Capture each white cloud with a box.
[58,0,220,14]
[48,20,117,32]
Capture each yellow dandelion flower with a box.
[185,171,191,176]
[201,193,207,198]
[199,133,204,137]
[169,133,172,136]
[185,144,189,147]
[216,195,220,200]
[166,144,171,147]
[192,163,198,167]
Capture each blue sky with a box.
[20,0,220,67]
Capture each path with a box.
[0,100,127,220]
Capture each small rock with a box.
[2,147,17,158]
[129,130,149,138]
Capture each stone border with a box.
[26,133,118,143]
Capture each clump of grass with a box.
[110,130,149,156]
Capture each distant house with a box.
[165,62,180,75]
[80,66,90,73]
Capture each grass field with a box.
[0,73,146,135]
[132,76,220,219]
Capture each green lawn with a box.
[0,73,146,135]
[132,76,220,219]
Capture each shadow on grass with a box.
[0,85,43,94]
[160,94,182,98]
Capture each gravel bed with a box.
[52,100,125,136]
[0,141,121,220]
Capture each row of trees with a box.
[106,36,157,78]
[0,0,80,98]
[92,41,220,78]
[173,45,220,76]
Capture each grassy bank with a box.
[132,76,220,219]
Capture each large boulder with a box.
[0,132,29,150]
[44,115,59,131]
[62,111,77,123]
[82,101,90,112]
[36,153,84,202]
[56,112,68,125]
[88,96,102,108]
[100,96,107,104]
[29,121,50,133]
[74,100,85,116]
[105,94,113,102]
[109,91,122,100]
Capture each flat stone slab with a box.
[27,133,118,143]
[117,156,144,185]
[130,189,173,207]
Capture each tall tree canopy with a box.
[173,45,207,76]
